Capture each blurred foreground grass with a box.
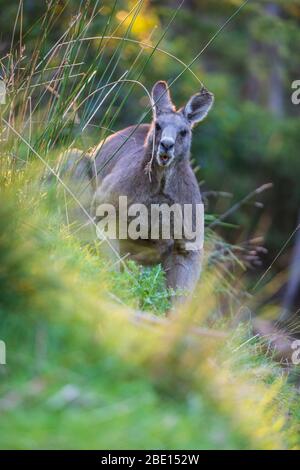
[0,163,299,450]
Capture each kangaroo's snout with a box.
[160,138,174,151]
[157,137,175,167]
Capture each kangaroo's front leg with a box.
[162,246,203,301]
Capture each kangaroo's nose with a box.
[160,139,174,152]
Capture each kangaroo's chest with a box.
[148,173,178,205]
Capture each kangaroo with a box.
[88,81,214,299]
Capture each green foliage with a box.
[110,261,172,314]
[0,179,299,450]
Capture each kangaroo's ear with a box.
[183,87,214,126]
[151,81,175,116]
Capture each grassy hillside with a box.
[0,165,299,450]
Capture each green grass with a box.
[0,174,299,450]
[110,261,172,314]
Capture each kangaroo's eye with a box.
[180,129,187,138]
[155,122,161,132]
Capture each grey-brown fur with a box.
[88,81,214,299]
